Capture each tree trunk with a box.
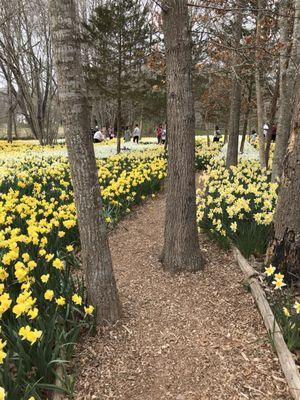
[116,93,122,154]
[255,0,267,169]
[161,0,204,272]
[272,0,298,181]
[204,113,210,146]
[266,75,300,281]
[7,68,13,143]
[13,112,18,138]
[50,0,120,323]
[224,123,228,143]
[116,18,122,154]
[226,0,243,168]
[240,81,253,153]
[265,67,280,167]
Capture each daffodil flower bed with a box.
[0,149,170,399]
[197,159,278,258]
[0,139,219,399]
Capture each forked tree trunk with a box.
[50,0,120,323]
[266,76,300,280]
[272,0,299,181]
[255,0,267,169]
[226,0,243,168]
[161,0,204,272]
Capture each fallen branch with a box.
[233,246,300,400]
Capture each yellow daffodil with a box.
[44,290,54,301]
[265,265,276,277]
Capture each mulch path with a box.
[73,193,291,400]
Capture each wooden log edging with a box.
[233,246,300,400]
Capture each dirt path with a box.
[74,194,290,400]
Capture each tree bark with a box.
[161,0,204,273]
[7,68,13,143]
[266,73,300,281]
[255,0,267,169]
[226,0,243,168]
[272,0,298,181]
[240,81,253,153]
[265,67,280,167]
[116,25,122,154]
[50,0,120,323]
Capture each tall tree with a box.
[255,0,267,169]
[265,67,280,167]
[6,67,14,143]
[267,72,300,280]
[83,0,151,153]
[226,0,243,168]
[240,79,253,154]
[161,0,204,272]
[272,0,298,181]
[0,0,59,145]
[50,0,120,323]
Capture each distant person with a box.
[108,127,115,139]
[93,128,105,143]
[250,129,257,142]
[161,125,167,145]
[213,125,221,142]
[263,123,269,138]
[132,124,141,143]
[271,124,277,142]
[124,126,131,142]
[156,124,163,144]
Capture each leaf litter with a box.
[73,194,291,400]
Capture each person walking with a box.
[132,124,141,143]
[271,124,277,142]
[263,123,269,138]
[156,123,163,144]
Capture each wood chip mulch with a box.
[73,193,291,400]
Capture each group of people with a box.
[155,124,167,144]
[212,123,277,143]
[91,123,167,145]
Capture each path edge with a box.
[233,246,300,400]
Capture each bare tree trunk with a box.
[116,93,122,153]
[161,0,204,272]
[265,67,280,167]
[266,74,300,280]
[116,17,122,154]
[272,0,298,181]
[255,0,267,169]
[224,123,228,143]
[226,0,243,168]
[50,0,120,323]
[7,68,13,143]
[13,112,18,138]
[204,112,210,146]
[240,81,253,153]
